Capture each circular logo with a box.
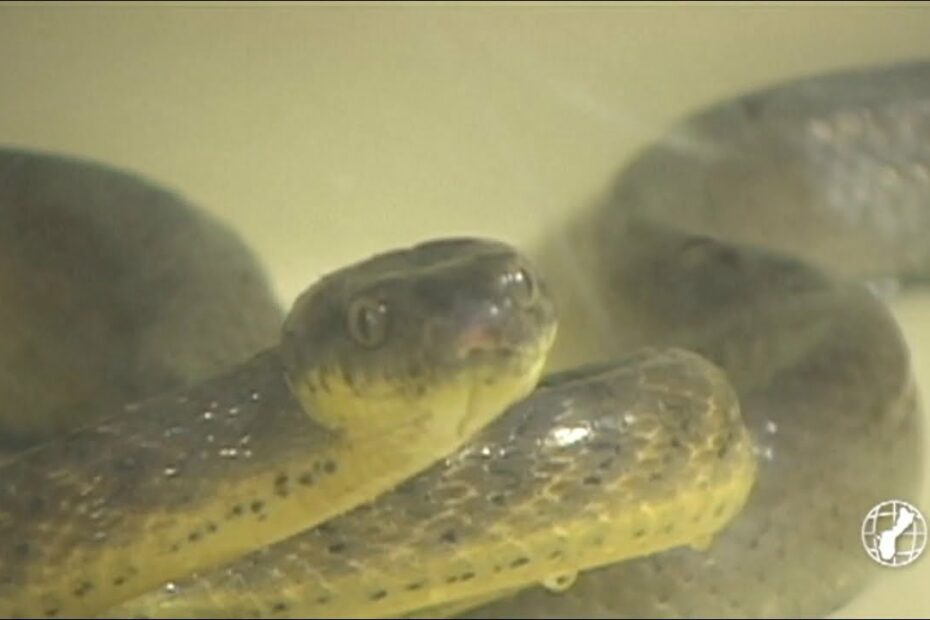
[861,499,927,567]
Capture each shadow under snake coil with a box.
[0,59,927,619]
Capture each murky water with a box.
[1,4,929,617]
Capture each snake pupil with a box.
[347,297,389,348]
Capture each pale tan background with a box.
[1,2,928,617]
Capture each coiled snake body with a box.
[0,60,927,618]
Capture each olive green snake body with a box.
[0,60,928,618]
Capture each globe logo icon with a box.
[861,500,927,567]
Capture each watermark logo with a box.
[861,499,927,567]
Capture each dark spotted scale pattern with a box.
[105,349,755,618]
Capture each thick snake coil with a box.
[0,59,927,619]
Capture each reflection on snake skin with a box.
[1,59,928,619]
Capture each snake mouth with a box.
[455,322,508,360]
[449,290,557,364]
[452,318,557,441]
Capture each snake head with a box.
[280,237,558,442]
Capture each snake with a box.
[0,151,752,620]
[0,58,927,619]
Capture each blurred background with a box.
[1,2,929,617]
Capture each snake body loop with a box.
[105,349,757,619]
[471,60,928,618]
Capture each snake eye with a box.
[347,296,389,348]
[500,264,537,307]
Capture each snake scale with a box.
[0,59,927,619]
